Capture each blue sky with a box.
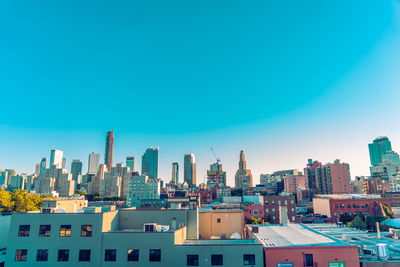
[1,1,400,185]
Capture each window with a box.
[266,208,269,212]
[347,204,351,208]
[265,201,269,205]
[353,204,360,208]
[272,201,275,205]
[58,250,69,262]
[243,254,255,265]
[305,254,313,266]
[272,208,275,212]
[291,200,294,204]
[81,225,92,237]
[149,249,161,262]
[59,225,71,237]
[278,201,281,205]
[105,249,116,261]
[285,200,287,205]
[79,250,91,261]
[187,254,199,266]
[15,249,27,261]
[127,249,139,261]
[217,218,221,223]
[39,225,51,237]
[36,249,48,261]
[18,225,30,237]
[340,204,345,208]
[211,254,223,265]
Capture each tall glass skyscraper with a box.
[71,160,82,181]
[184,154,196,186]
[126,156,135,172]
[141,147,159,179]
[368,136,392,166]
[50,149,63,169]
[104,130,114,170]
[172,162,179,184]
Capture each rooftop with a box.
[183,239,259,245]
[314,194,383,200]
[248,224,349,247]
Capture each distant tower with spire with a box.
[234,150,253,189]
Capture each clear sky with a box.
[1,1,400,186]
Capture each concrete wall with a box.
[199,211,243,239]
[313,198,331,217]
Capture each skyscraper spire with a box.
[235,150,253,189]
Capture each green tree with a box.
[349,215,367,230]
[74,190,87,196]
[246,216,262,224]
[0,189,12,212]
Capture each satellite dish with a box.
[231,232,241,239]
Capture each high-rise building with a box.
[71,160,83,182]
[304,159,351,195]
[39,158,46,175]
[35,163,41,175]
[207,162,226,186]
[62,158,66,169]
[184,154,196,186]
[50,149,63,168]
[126,175,161,207]
[234,150,253,189]
[172,162,179,184]
[141,147,159,179]
[105,130,114,170]
[369,136,392,166]
[88,152,100,175]
[126,157,135,172]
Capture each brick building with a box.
[264,195,296,223]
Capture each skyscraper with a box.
[207,161,226,186]
[50,149,63,168]
[62,158,66,169]
[71,160,83,182]
[105,130,114,170]
[234,150,253,189]
[39,158,46,175]
[369,136,392,166]
[141,147,159,179]
[126,157,135,172]
[35,163,40,175]
[172,162,179,183]
[88,152,100,175]
[184,154,196,186]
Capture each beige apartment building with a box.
[5,208,263,267]
[199,209,244,239]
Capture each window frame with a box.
[18,225,30,237]
[243,254,255,265]
[36,249,49,262]
[57,249,69,262]
[39,225,51,237]
[149,249,161,262]
[79,249,91,262]
[15,249,27,262]
[59,225,71,237]
[187,254,199,266]
[81,225,92,237]
[105,249,117,262]
[211,254,223,266]
[127,249,139,261]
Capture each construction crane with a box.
[210,147,220,164]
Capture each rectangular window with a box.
[305,254,313,266]
[36,249,48,261]
[272,201,275,205]
[187,254,199,266]
[18,225,30,237]
[59,225,71,237]
[81,225,92,237]
[243,254,255,265]
[149,249,161,262]
[217,218,221,223]
[58,250,69,262]
[79,250,91,262]
[211,254,223,265]
[127,249,139,261]
[105,249,116,261]
[39,225,51,237]
[15,249,27,262]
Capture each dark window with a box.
[243,254,255,265]
[39,225,51,237]
[58,250,69,262]
[59,225,71,237]
[340,204,345,208]
[79,250,91,262]
[305,254,313,266]
[187,254,199,266]
[353,204,360,208]
[127,249,139,261]
[105,249,116,261]
[81,225,92,237]
[149,249,161,262]
[217,218,221,223]
[18,225,30,237]
[211,254,223,265]
[15,249,27,261]
[36,249,48,261]
[347,204,351,208]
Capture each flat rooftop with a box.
[314,194,383,200]
[307,224,400,262]
[183,239,259,245]
[249,224,350,247]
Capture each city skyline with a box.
[2,1,400,185]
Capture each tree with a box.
[265,214,274,224]
[74,190,87,196]
[349,215,367,230]
[246,216,262,224]
[11,190,42,212]
[339,213,353,224]
[0,189,12,212]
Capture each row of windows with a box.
[265,200,294,205]
[334,203,369,209]
[15,249,255,265]
[265,208,295,212]
[18,225,92,237]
